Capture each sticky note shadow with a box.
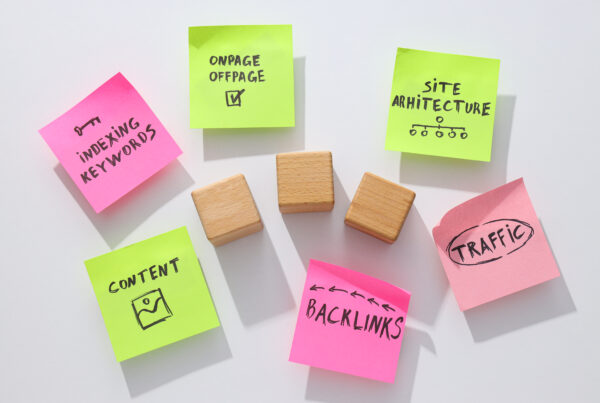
[202,57,306,160]
[215,228,296,327]
[463,219,576,342]
[399,95,516,192]
[304,327,434,402]
[283,171,448,326]
[120,325,232,397]
[54,160,194,249]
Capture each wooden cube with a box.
[345,172,415,244]
[276,151,334,213]
[191,174,263,246]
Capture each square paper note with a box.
[85,227,219,361]
[386,48,500,161]
[289,260,411,383]
[39,72,182,213]
[432,178,560,311]
[189,24,295,128]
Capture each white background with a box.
[1,0,598,402]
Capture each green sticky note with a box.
[385,48,500,161]
[189,24,295,128]
[85,227,219,362]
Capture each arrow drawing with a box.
[367,297,379,306]
[350,290,365,299]
[310,284,398,314]
[382,304,396,312]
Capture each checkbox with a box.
[225,89,245,106]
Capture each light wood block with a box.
[276,151,334,213]
[191,174,263,246]
[345,172,415,244]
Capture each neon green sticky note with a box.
[85,227,219,361]
[189,24,295,128]
[385,48,500,161]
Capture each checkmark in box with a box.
[225,89,245,107]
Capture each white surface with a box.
[1,0,598,401]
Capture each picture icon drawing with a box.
[131,288,172,330]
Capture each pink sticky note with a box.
[289,260,411,383]
[39,73,182,213]
[432,178,560,311]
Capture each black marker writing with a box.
[447,219,534,266]
[208,54,265,83]
[209,55,261,66]
[306,298,403,341]
[76,117,158,185]
[109,257,180,294]
[392,95,490,116]
[422,78,461,95]
[391,78,492,122]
